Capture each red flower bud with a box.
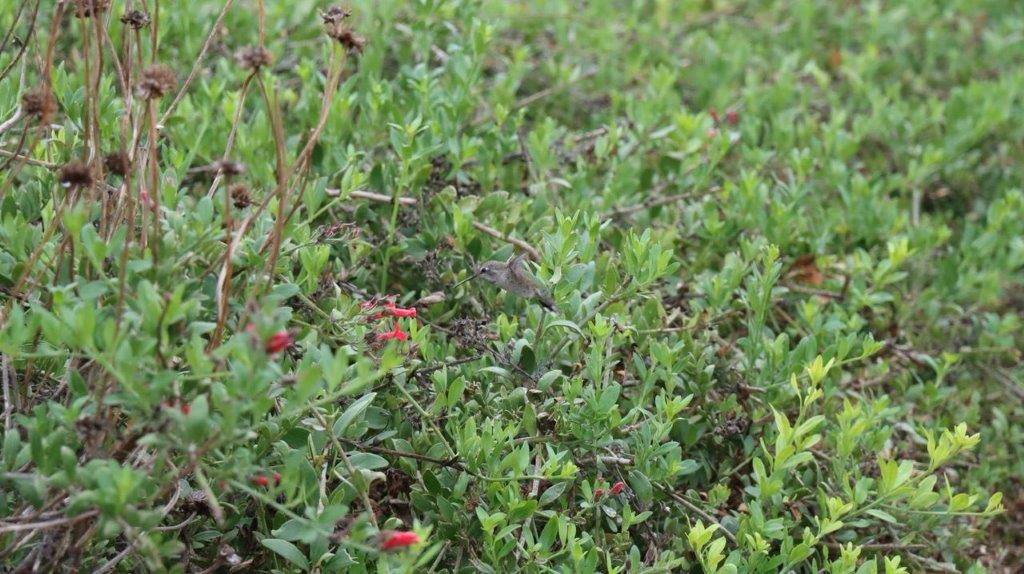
[726,108,739,125]
[273,471,282,484]
[610,481,625,495]
[252,474,270,487]
[594,488,604,498]
[707,127,719,139]
[709,107,719,123]
[265,330,293,354]
[180,403,191,415]
[379,530,421,551]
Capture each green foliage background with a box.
[1,0,1022,572]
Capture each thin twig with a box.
[472,221,540,261]
[93,544,134,574]
[0,0,40,84]
[316,412,379,529]
[0,148,56,168]
[1,354,12,430]
[0,109,24,136]
[338,437,456,466]
[658,486,737,546]
[160,0,235,123]
[0,510,99,534]
[345,189,419,205]
[824,541,926,551]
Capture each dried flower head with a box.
[321,5,351,27]
[74,0,109,18]
[229,183,252,209]
[334,29,367,53]
[120,9,151,29]
[135,65,177,99]
[213,159,247,177]
[179,489,209,516]
[322,6,366,53]
[104,151,130,177]
[234,46,274,71]
[59,160,95,189]
[21,86,57,124]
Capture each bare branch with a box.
[472,221,540,262]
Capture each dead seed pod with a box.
[234,46,274,71]
[21,86,57,125]
[74,0,110,18]
[59,160,95,189]
[334,28,367,53]
[120,9,151,29]
[321,5,366,53]
[229,183,252,209]
[104,151,130,177]
[213,159,247,177]
[135,65,177,99]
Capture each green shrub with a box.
[1,0,1021,572]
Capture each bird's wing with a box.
[506,252,528,270]
[507,253,538,286]
[508,253,555,307]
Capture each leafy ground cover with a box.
[1,0,1023,572]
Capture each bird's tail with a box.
[539,293,556,312]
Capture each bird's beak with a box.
[452,271,478,289]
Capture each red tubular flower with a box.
[377,322,409,342]
[265,330,293,354]
[180,403,191,416]
[386,305,417,318]
[381,301,417,318]
[726,109,740,125]
[610,481,625,495]
[252,474,270,487]
[594,488,604,498]
[379,530,421,551]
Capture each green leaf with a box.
[261,538,310,570]
[345,452,389,470]
[333,393,376,437]
[866,509,898,524]
[539,482,568,506]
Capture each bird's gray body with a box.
[476,254,556,310]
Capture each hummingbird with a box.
[455,253,556,311]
